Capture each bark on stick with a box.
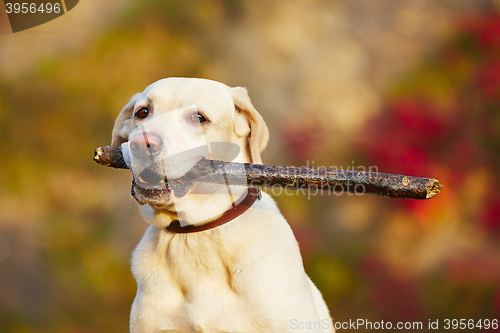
[94,146,442,200]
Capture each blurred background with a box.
[1,0,500,332]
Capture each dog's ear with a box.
[232,87,269,164]
[111,93,140,146]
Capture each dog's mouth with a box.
[125,142,242,204]
[136,167,168,188]
[133,167,192,199]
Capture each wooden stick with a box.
[94,146,443,200]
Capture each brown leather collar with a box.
[166,187,261,234]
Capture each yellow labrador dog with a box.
[112,78,334,333]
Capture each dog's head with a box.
[111,78,269,216]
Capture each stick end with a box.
[94,147,104,164]
[426,179,443,199]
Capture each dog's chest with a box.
[131,229,253,330]
[166,232,239,291]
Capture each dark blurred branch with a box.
[94,146,443,200]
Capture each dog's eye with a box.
[189,112,207,124]
[135,108,149,120]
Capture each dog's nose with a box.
[129,132,163,158]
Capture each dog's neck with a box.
[166,187,260,233]
[146,184,257,230]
